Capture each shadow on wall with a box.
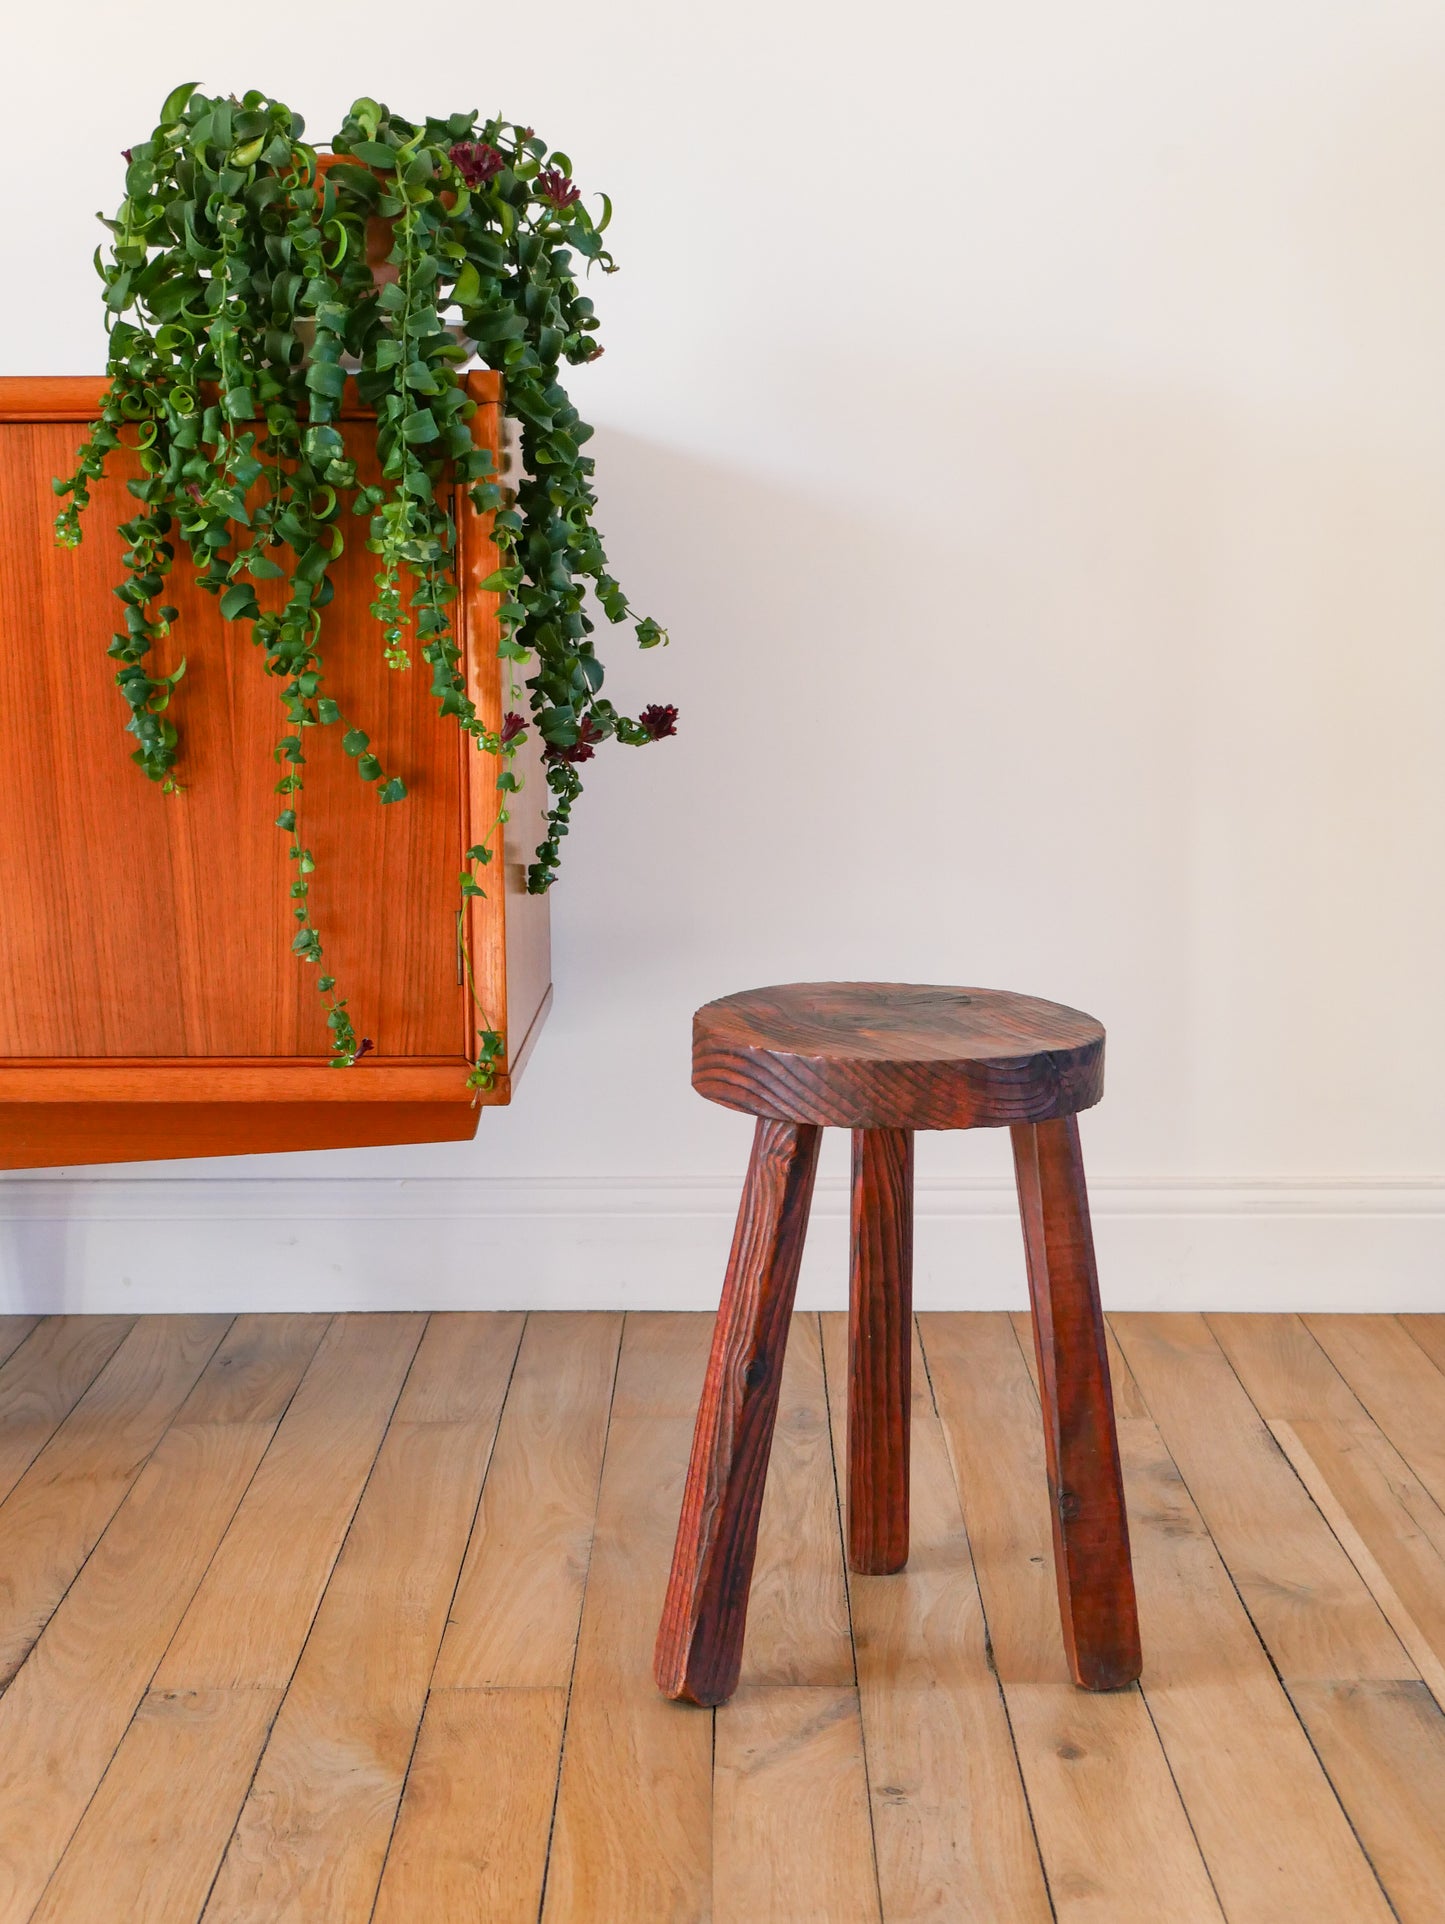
[568,371,1445,1099]
[514,365,1445,1198]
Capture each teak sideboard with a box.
[0,373,550,1169]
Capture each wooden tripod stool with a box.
[654,981,1142,1707]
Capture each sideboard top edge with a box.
[0,370,502,422]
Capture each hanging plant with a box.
[54,83,676,1082]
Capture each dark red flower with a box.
[499,710,526,746]
[638,703,677,741]
[449,141,505,189]
[543,715,604,765]
[536,167,581,210]
[352,1036,375,1059]
[122,148,134,164]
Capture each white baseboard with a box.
[0,1175,1443,1314]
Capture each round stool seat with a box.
[692,981,1104,1130]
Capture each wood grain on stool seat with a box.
[693,982,1105,1130]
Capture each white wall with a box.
[5,0,1445,1312]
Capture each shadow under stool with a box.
[653,981,1142,1707]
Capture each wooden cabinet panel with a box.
[0,376,550,1166]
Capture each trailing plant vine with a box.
[54,84,676,1080]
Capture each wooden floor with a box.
[0,1310,1442,1920]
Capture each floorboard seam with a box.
[1130,1313,1408,1923]
[913,1315,1059,1924]
[193,1311,432,1924]
[1267,1420,1445,1711]
[817,1312,886,1923]
[533,1309,627,1924]
[0,1316,45,1375]
[0,1316,136,1513]
[0,1313,230,1696]
[365,1311,531,1923]
[29,1312,322,1922]
[1307,1315,1445,1509]
[1394,1314,1445,1381]
[0,1315,60,1395]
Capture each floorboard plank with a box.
[1286,1680,1445,1924]
[0,1315,133,1507]
[1305,1315,1445,1512]
[1119,1413,1394,1922]
[1208,1308,1445,1685]
[920,1312,1223,1922]
[31,1686,282,1924]
[1206,1311,1445,1694]
[372,1687,567,1924]
[0,1314,232,1684]
[822,1314,1053,1924]
[715,1686,880,1924]
[608,1310,716,1421]
[377,1314,619,1919]
[1399,1314,1445,1378]
[0,1318,40,1372]
[1064,1313,1445,1922]
[1112,1313,1408,1681]
[200,1312,523,1924]
[542,1312,714,1924]
[0,1316,321,1924]
[34,1315,418,1923]
[1268,1419,1445,1706]
[433,1311,620,1689]
[1206,1313,1363,1423]
[156,1313,423,1691]
[739,1313,854,1690]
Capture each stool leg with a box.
[848,1127,913,1573]
[654,1116,822,1706]
[1012,1115,1142,1690]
